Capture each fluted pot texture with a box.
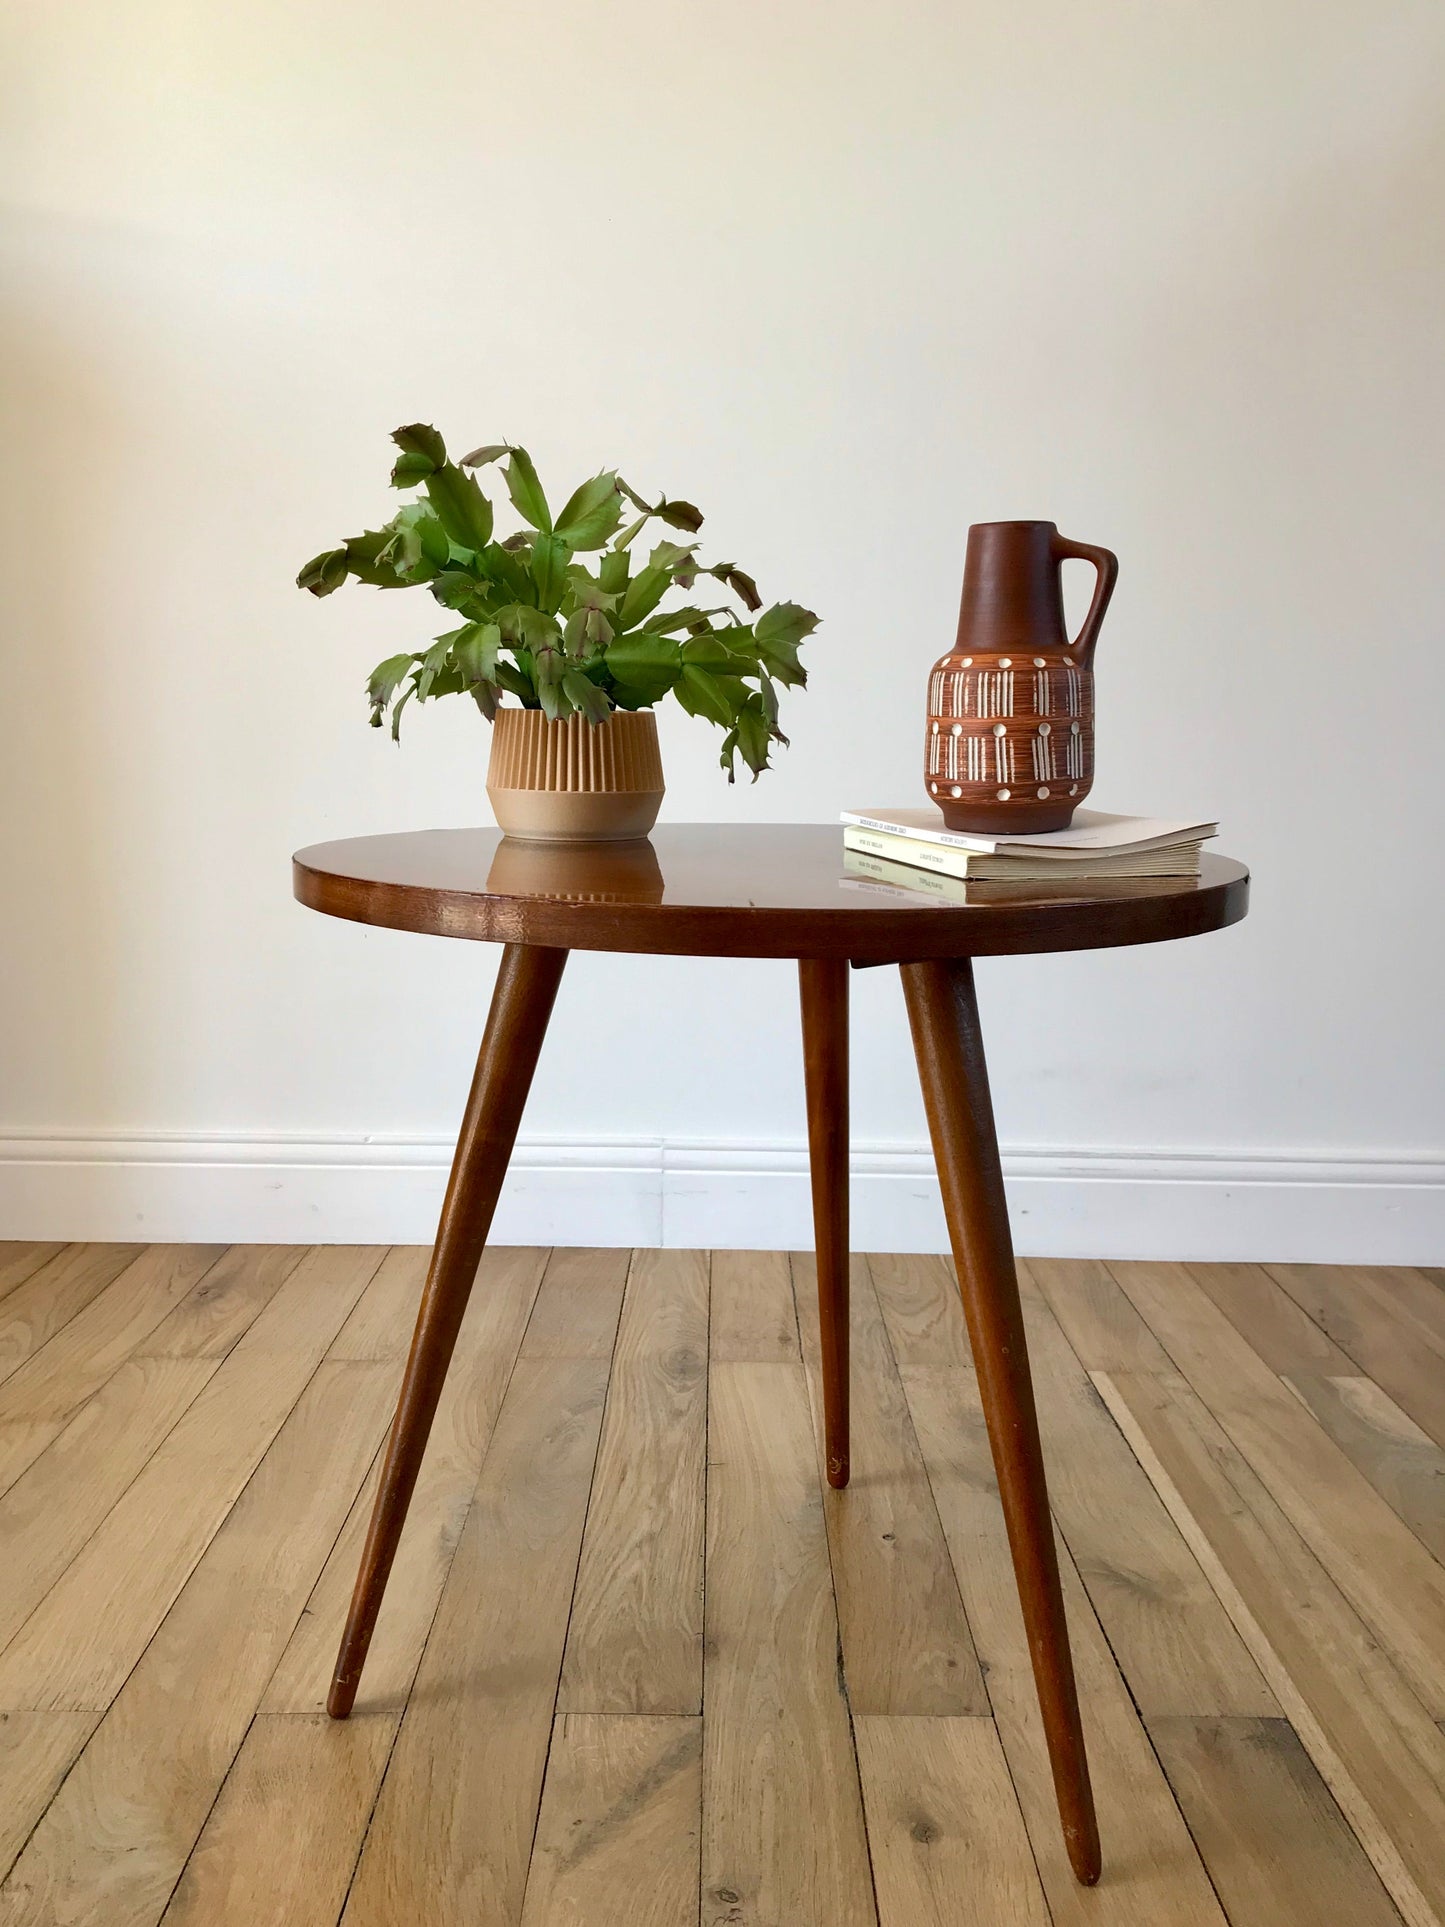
[486,707,665,843]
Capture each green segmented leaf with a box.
[532,640,566,686]
[562,670,612,723]
[749,601,818,686]
[555,472,623,549]
[758,671,779,726]
[603,629,681,698]
[460,443,510,469]
[653,497,704,533]
[425,464,494,549]
[414,637,453,700]
[674,664,744,727]
[495,659,536,705]
[475,541,532,603]
[681,632,749,672]
[537,676,573,721]
[598,548,630,596]
[504,446,551,532]
[733,702,772,777]
[389,423,447,487]
[531,532,572,612]
[612,513,650,551]
[709,562,762,611]
[562,563,618,610]
[429,571,487,611]
[297,547,349,595]
[452,621,502,684]
[646,605,729,637]
[343,529,410,587]
[366,652,416,724]
[754,601,818,644]
[497,603,561,651]
[401,505,451,568]
[615,566,672,632]
[564,605,612,656]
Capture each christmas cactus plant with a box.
[298,425,819,780]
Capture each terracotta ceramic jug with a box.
[925,521,1118,833]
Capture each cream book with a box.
[839,805,1217,859]
[839,849,1141,901]
[842,825,1204,882]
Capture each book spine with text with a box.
[843,826,976,878]
[840,811,995,852]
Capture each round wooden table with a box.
[294,825,1249,1887]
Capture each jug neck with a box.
[954,521,1067,656]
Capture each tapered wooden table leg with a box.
[327,942,568,1720]
[900,956,1101,1885]
[799,957,850,1488]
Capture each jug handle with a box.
[1052,533,1118,667]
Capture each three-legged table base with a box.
[324,944,1100,1886]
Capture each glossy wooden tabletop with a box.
[293,826,1248,962]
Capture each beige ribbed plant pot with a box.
[486,706,664,842]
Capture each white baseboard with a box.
[0,1130,1440,1263]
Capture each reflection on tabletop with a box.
[484,834,666,903]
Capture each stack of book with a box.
[839,807,1217,901]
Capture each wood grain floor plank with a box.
[0,1712,98,1884]
[0,1248,225,1497]
[1108,1260,1445,1715]
[702,1361,876,1927]
[709,1249,799,1362]
[1012,1267,1277,1716]
[1350,1267,1445,1355]
[903,1364,1228,1926]
[265,1245,549,1715]
[139,1245,305,1360]
[0,1244,223,1438]
[1024,1256,1174,1372]
[1268,1265,1445,1447]
[341,1354,615,1927]
[1282,1374,1445,1565]
[0,1246,142,1387]
[0,1247,66,1306]
[793,1253,985,1715]
[858,1253,971,1369]
[326,1245,431,1359]
[855,1715,1050,1927]
[0,1246,386,1711]
[0,1355,219,1653]
[519,1714,702,1927]
[1147,1716,1405,1927]
[0,1358,397,1927]
[1098,1368,1445,1927]
[558,1250,708,1716]
[518,1246,631,1360]
[160,1714,399,1927]
[1184,1261,1356,1374]
[6,1245,1436,1926]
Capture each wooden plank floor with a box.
[0,1242,1440,1925]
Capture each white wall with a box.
[2,0,1441,1260]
